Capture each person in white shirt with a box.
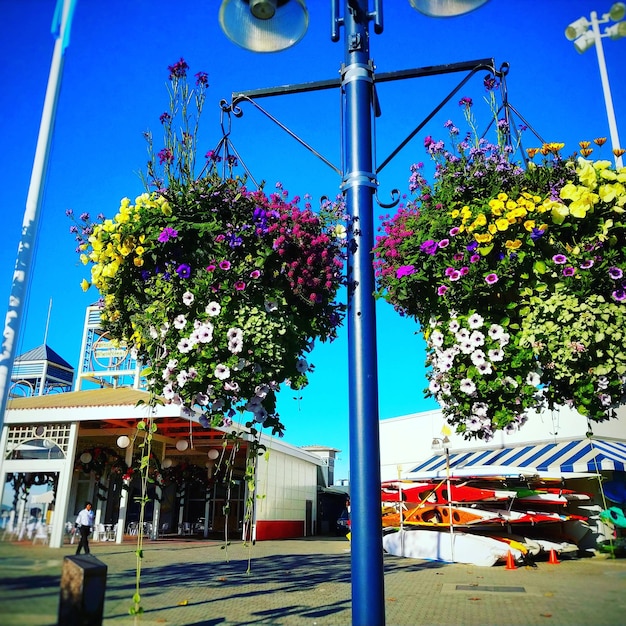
[75,501,93,555]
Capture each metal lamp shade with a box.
[409,0,491,17]
[219,0,309,52]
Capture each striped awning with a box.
[406,439,626,479]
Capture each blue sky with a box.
[2,0,625,481]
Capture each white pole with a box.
[445,446,454,562]
[0,0,76,427]
[590,10,624,168]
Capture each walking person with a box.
[75,501,94,555]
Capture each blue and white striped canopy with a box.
[406,439,626,479]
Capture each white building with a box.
[0,306,332,548]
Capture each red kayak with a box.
[382,480,516,505]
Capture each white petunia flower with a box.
[182,291,194,306]
[173,314,187,330]
[459,341,474,355]
[448,319,460,333]
[176,371,189,387]
[467,313,484,329]
[488,348,504,362]
[526,371,541,387]
[470,350,486,366]
[469,330,485,347]
[472,402,488,417]
[476,362,493,375]
[177,338,193,354]
[460,378,476,394]
[205,301,221,316]
[430,330,444,347]
[214,364,230,380]
[488,324,505,340]
[196,323,214,344]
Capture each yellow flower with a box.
[461,205,472,220]
[135,245,145,256]
[523,220,536,231]
[569,190,598,218]
[80,279,90,292]
[489,198,504,215]
[161,200,172,216]
[576,158,597,188]
[474,232,493,243]
[470,213,487,229]
[505,239,522,250]
[559,183,582,202]
[451,209,460,218]
[495,218,510,231]
[80,253,89,265]
[497,192,508,201]
[133,257,145,267]
[599,184,618,203]
[551,203,570,224]
[488,223,497,235]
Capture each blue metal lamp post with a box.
[219,1,490,623]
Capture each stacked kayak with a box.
[381,477,591,565]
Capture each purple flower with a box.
[168,57,188,79]
[449,270,461,281]
[530,227,545,242]
[219,260,231,271]
[195,71,209,86]
[158,148,174,165]
[459,96,473,108]
[553,254,567,265]
[158,227,178,243]
[176,264,191,278]
[466,240,479,252]
[562,267,576,277]
[449,227,460,237]
[396,265,416,278]
[483,75,499,91]
[580,259,594,269]
[205,150,222,162]
[470,254,481,264]
[438,239,450,249]
[612,288,626,302]
[437,285,449,296]
[485,273,499,285]
[420,239,438,255]
[159,112,171,125]
[234,281,246,291]
[608,266,623,280]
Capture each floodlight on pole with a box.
[565,3,625,168]
[218,1,491,623]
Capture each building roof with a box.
[15,344,73,370]
[6,387,149,410]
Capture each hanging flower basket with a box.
[374,97,626,439]
[72,59,346,436]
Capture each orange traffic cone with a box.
[505,550,517,570]
[548,549,560,564]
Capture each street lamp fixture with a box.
[218,2,490,623]
[565,2,625,167]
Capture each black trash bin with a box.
[58,554,107,626]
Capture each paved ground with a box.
[0,535,625,626]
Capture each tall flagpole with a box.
[0,0,77,430]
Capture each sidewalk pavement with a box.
[0,535,625,626]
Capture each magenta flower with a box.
[157,148,174,165]
[396,265,416,278]
[438,239,450,248]
[470,254,480,264]
[219,260,231,271]
[234,281,246,291]
[562,267,576,277]
[485,273,499,285]
[449,227,460,237]
[437,285,448,296]
[250,269,261,279]
[168,57,188,79]
[206,264,216,272]
[158,227,178,242]
[195,71,209,86]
